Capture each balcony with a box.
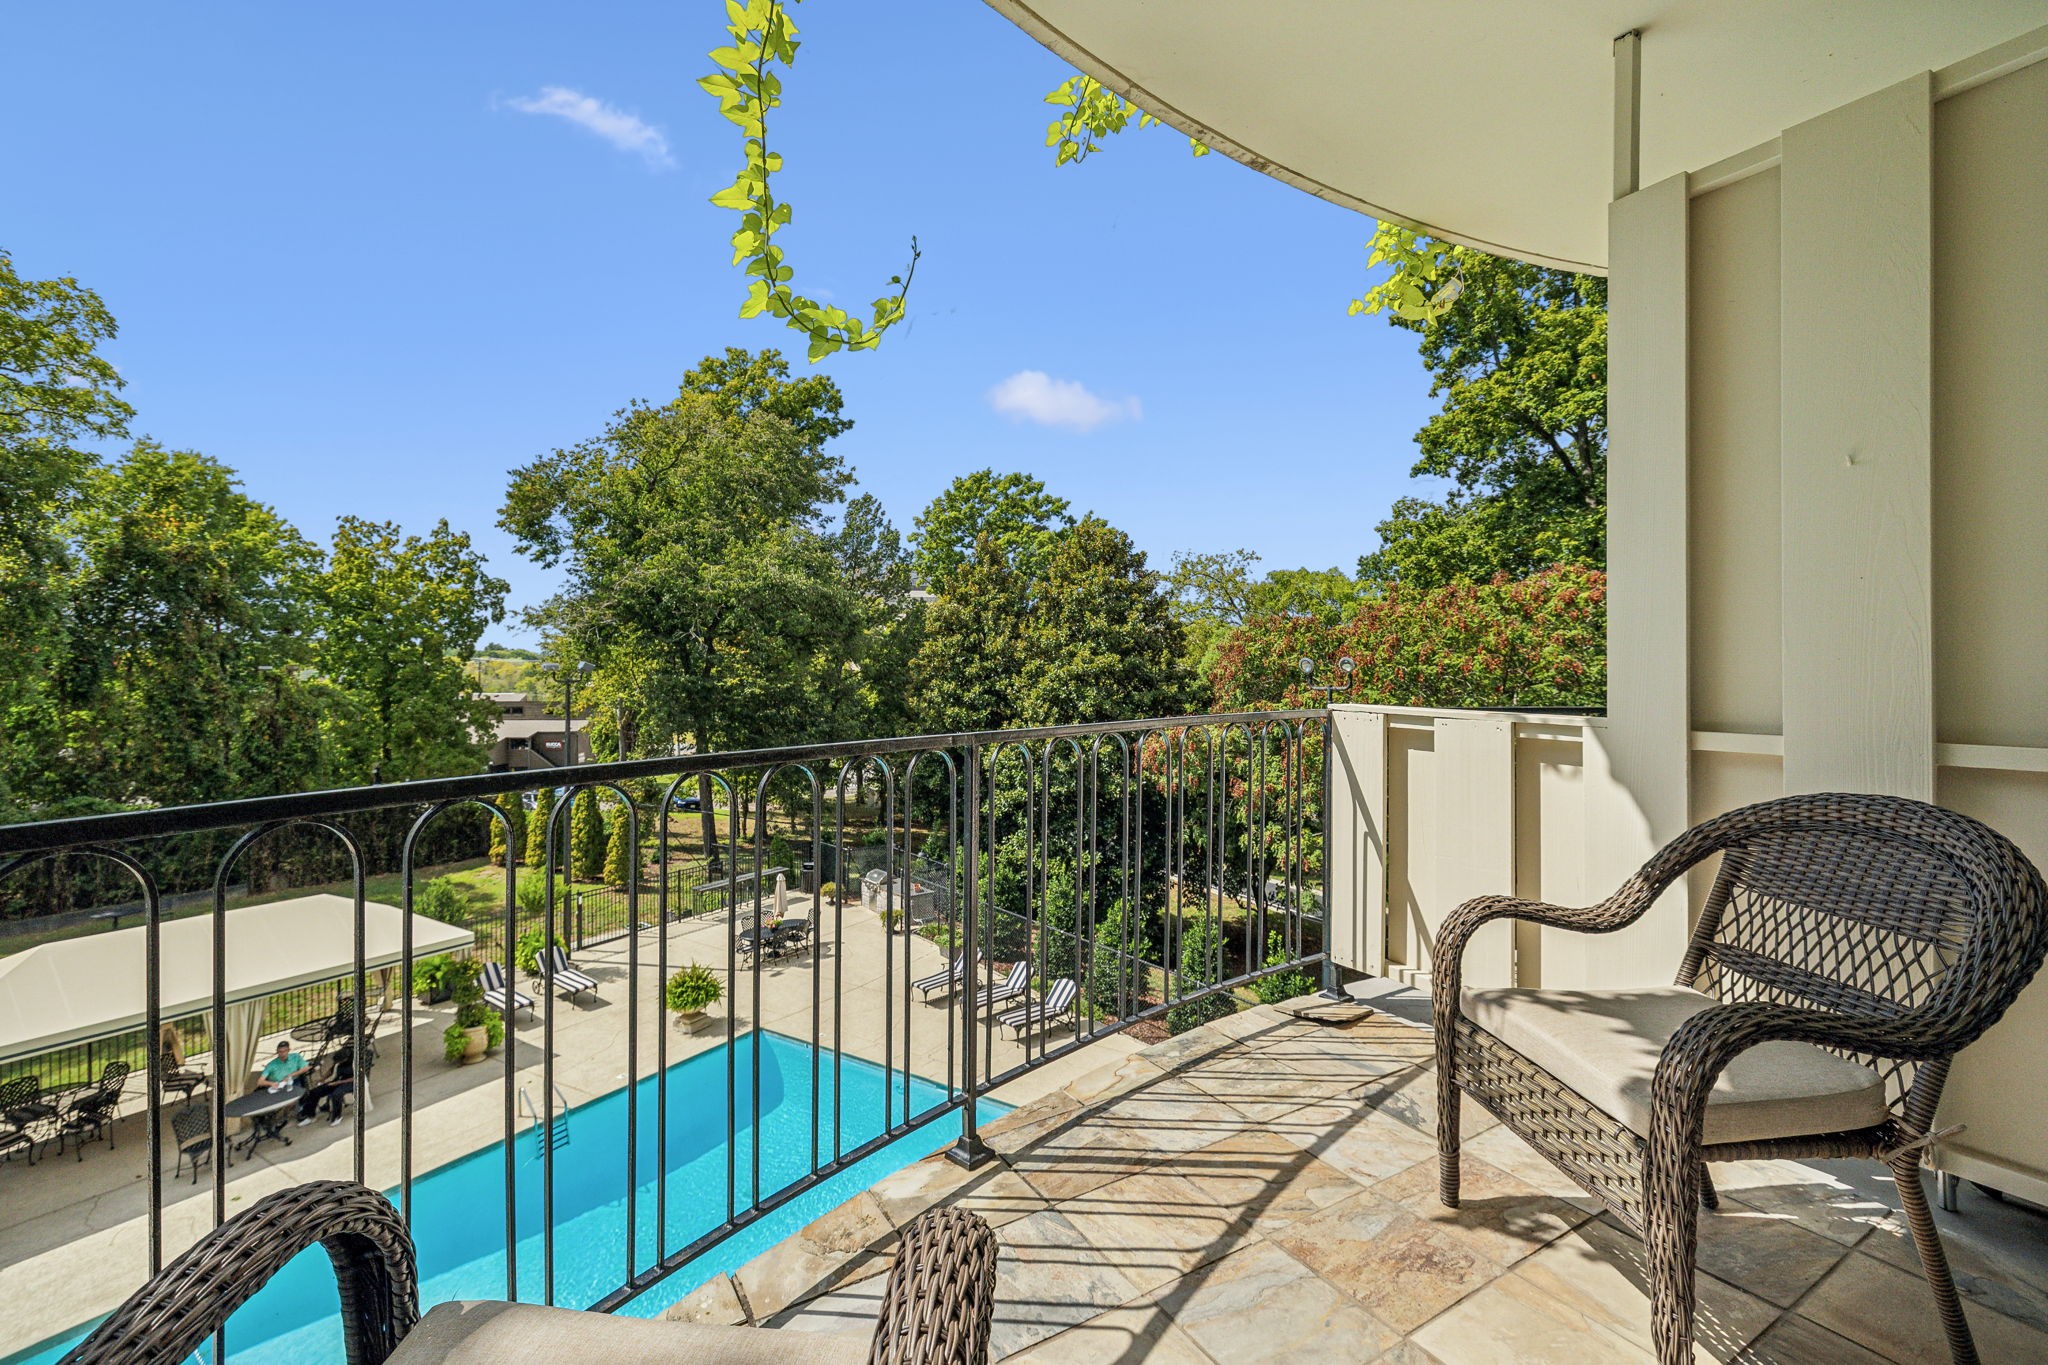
[3,707,2045,1363]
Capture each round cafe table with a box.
[223,1086,300,1158]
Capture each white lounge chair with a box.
[967,960,1030,1014]
[998,978,1078,1038]
[543,946,598,1003]
[911,953,974,1002]
[479,962,532,1019]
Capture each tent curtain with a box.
[223,1000,264,1096]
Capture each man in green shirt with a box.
[260,1040,308,1091]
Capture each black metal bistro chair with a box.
[58,1061,130,1159]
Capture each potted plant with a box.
[440,958,502,1064]
[412,954,455,1006]
[664,963,723,1035]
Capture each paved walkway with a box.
[682,998,2048,1364]
[0,900,1123,1358]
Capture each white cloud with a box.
[986,370,1142,433]
[506,86,674,169]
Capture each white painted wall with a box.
[1327,30,2048,1201]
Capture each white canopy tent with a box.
[0,894,474,1087]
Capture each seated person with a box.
[260,1040,309,1093]
[296,1047,357,1127]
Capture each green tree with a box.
[1359,249,1607,587]
[501,348,860,871]
[820,493,922,749]
[909,469,1072,595]
[909,533,1028,735]
[524,786,556,872]
[491,790,525,868]
[311,516,507,783]
[602,796,635,887]
[1169,551,1372,679]
[0,251,135,814]
[570,790,606,883]
[1013,517,1194,727]
[1166,907,1235,1036]
[57,442,323,807]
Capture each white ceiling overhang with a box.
[985,2,2048,272]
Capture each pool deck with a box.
[0,900,1132,1358]
[681,987,2048,1365]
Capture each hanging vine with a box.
[702,0,919,362]
[1039,73,1463,322]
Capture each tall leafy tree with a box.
[1359,248,1607,587]
[57,442,323,807]
[822,493,922,746]
[1168,550,1372,679]
[0,251,134,813]
[908,532,1029,735]
[500,349,859,868]
[311,516,507,783]
[909,469,1072,594]
[1015,517,1194,726]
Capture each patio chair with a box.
[0,1116,37,1167]
[967,961,1030,1014]
[479,961,533,1019]
[171,1104,216,1184]
[159,1039,207,1107]
[1433,792,2048,1365]
[998,977,1077,1039]
[913,952,975,1002]
[542,946,598,1003]
[58,1061,131,1160]
[61,1179,999,1365]
[1,1073,57,1134]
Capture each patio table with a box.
[224,1086,299,1158]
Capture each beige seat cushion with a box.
[389,1300,872,1365]
[1460,985,1889,1146]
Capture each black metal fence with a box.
[0,710,1327,1346]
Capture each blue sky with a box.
[4,2,1444,642]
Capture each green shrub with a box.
[513,927,565,976]
[523,787,555,870]
[443,1022,473,1064]
[1166,913,1237,1036]
[664,963,723,1014]
[410,954,456,1000]
[413,877,465,924]
[1252,929,1319,1005]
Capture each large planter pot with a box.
[671,1009,716,1036]
[458,1025,489,1064]
[416,986,450,1007]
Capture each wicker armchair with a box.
[60,1178,999,1365]
[1433,792,2048,1365]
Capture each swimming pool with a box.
[8,1033,1004,1364]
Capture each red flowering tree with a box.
[1209,565,1606,712]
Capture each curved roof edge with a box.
[985,0,1607,275]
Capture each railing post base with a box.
[947,1134,996,1170]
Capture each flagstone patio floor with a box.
[672,994,2048,1364]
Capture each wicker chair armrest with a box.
[1647,1000,1941,1148]
[1433,890,1657,1017]
[867,1206,999,1365]
[61,1180,417,1365]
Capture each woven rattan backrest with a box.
[1675,794,2048,1120]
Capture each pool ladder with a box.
[519,1083,571,1157]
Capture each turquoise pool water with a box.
[8,1034,1002,1364]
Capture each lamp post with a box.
[540,661,592,769]
[1298,655,1356,1001]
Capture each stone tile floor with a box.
[677,999,2048,1363]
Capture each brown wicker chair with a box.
[1433,792,2048,1365]
[60,1178,999,1365]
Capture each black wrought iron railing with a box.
[0,710,1327,1352]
